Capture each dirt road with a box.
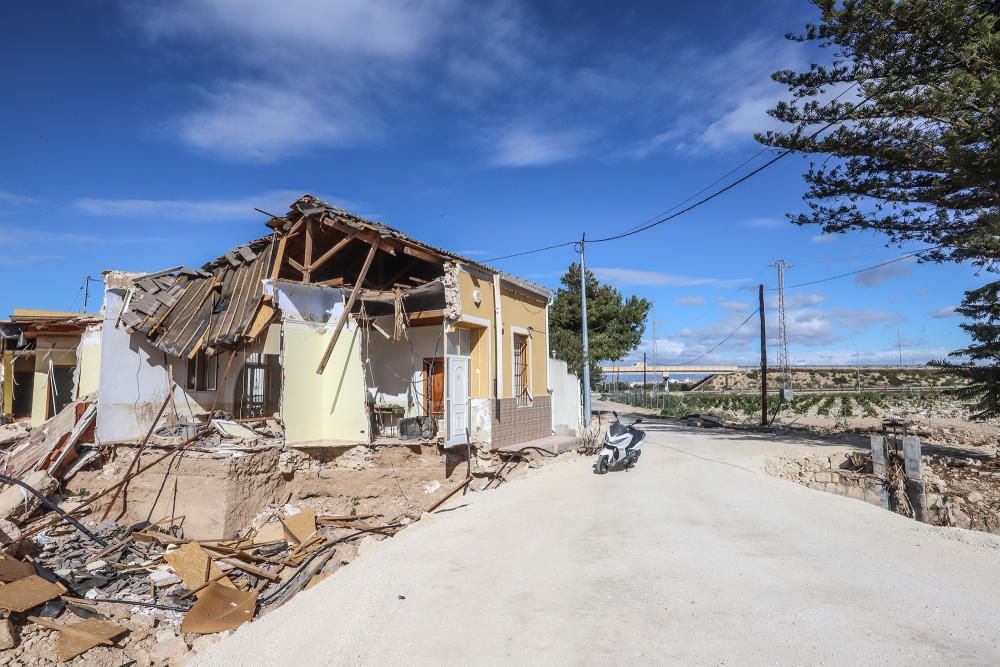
[193,414,1000,665]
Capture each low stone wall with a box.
[766,453,884,506]
[768,450,1000,536]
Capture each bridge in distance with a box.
[600,363,932,379]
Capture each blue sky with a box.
[0,0,981,366]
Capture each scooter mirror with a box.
[613,411,619,419]
[634,418,643,424]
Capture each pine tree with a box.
[549,263,651,387]
[758,0,1000,418]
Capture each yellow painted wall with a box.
[500,288,549,398]
[75,326,102,398]
[1,352,12,416]
[457,267,549,400]
[281,319,369,445]
[30,336,79,426]
[457,269,495,321]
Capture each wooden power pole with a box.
[759,284,768,426]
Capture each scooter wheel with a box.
[595,455,610,475]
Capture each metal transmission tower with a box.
[650,304,657,366]
[769,259,793,399]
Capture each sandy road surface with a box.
[194,414,1000,666]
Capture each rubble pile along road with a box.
[194,411,1000,665]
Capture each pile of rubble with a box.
[923,454,1000,533]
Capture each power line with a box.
[773,245,939,291]
[675,307,760,366]
[484,84,862,263]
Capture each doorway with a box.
[46,366,75,418]
[423,358,444,418]
[445,328,472,446]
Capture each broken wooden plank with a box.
[309,231,357,273]
[316,237,381,374]
[236,245,257,262]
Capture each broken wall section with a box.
[269,280,369,446]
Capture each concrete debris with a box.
[0,470,58,523]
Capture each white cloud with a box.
[810,234,837,244]
[74,190,359,223]
[931,305,958,319]
[0,191,35,208]
[133,0,451,62]
[718,299,749,312]
[765,291,826,309]
[0,254,63,266]
[127,0,459,161]
[488,125,592,167]
[176,81,376,162]
[676,296,705,305]
[855,257,915,287]
[0,227,173,247]
[831,308,904,332]
[592,267,744,287]
[739,217,782,228]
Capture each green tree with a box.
[549,263,651,387]
[757,0,1000,418]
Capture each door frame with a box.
[445,355,471,446]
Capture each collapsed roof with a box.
[118,195,551,359]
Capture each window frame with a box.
[185,350,218,392]
[511,328,532,407]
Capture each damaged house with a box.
[98,195,571,451]
[1,310,102,426]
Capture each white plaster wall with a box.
[95,287,172,443]
[549,358,582,437]
[264,279,343,322]
[470,398,492,445]
[362,319,443,418]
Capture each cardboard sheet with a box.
[163,543,236,595]
[180,581,257,634]
[0,575,65,612]
[254,509,316,545]
[30,617,127,662]
[0,557,35,583]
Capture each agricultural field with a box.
[693,367,966,393]
[635,390,1000,449]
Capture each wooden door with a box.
[423,358,444,417]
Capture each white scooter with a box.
[594,411,646,474]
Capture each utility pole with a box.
[82,275,100,313]
[758,284,768,426]
[579,235,592,426]
[897,328,903,367]
[643,352,647,401]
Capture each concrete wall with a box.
[74,324,102,399]
[96,286,173,443]
[362,319,443,418]
[270,280,369,446]
[282,319,368,445]
[549,358,582,437]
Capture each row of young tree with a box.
[549,1,999,419]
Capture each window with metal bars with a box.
[513,333,530,406]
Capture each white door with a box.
[446,356,470,445]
